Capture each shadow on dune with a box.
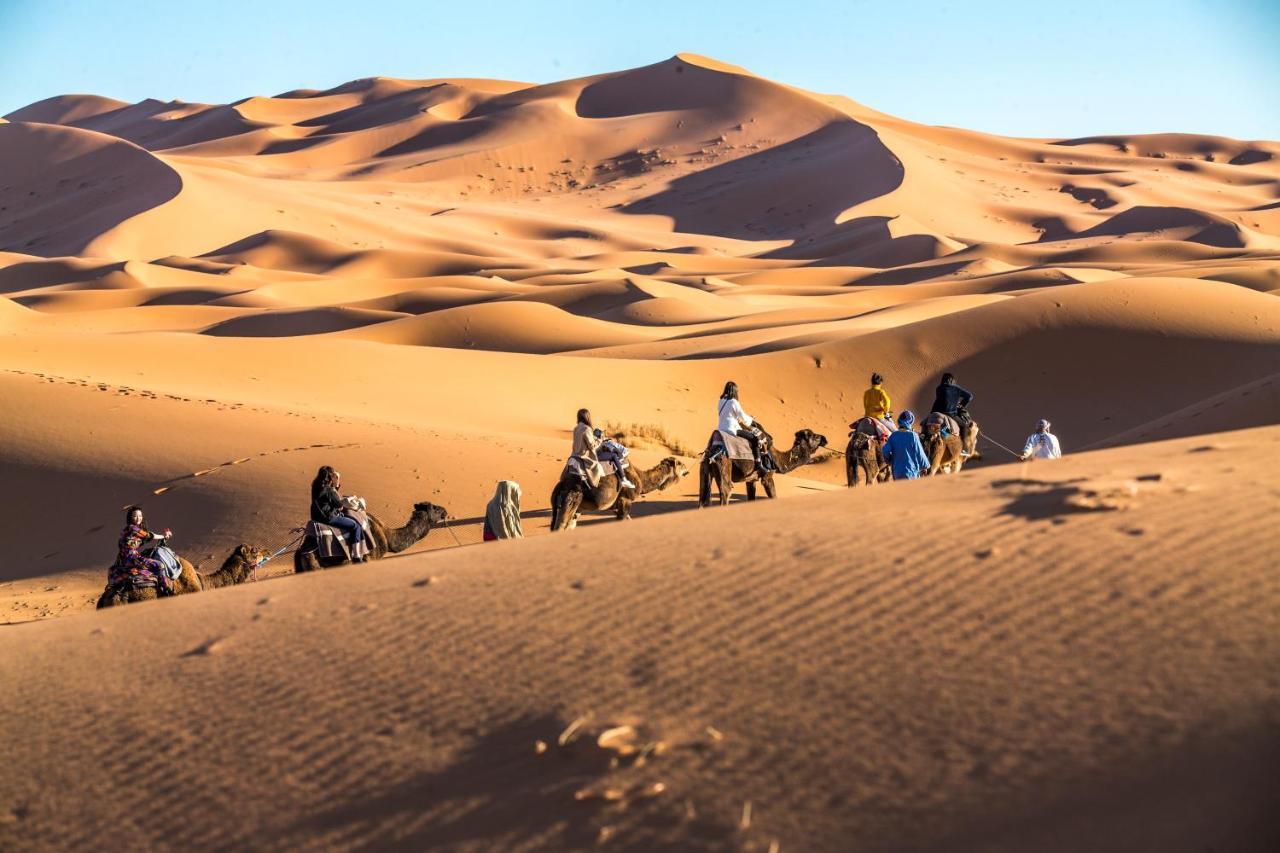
[268,713,735,851]
[0,122,183,257]
[762,214,952,268]
[621,120,903,242]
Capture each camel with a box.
[920,417,982,475]
[846,426,889,486]
[550,457,689,531]
[96,544,270,609]
[294,501,449,572]
[920,428,965,475]
[699,428,828,506]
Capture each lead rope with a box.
[972,432,1024,458]
[252,529,306,582]
[439,516,464,548]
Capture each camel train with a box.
[98,373,990,606]
[97,499,451,609]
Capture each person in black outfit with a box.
[930,372,975,446]
[310,465,365,560]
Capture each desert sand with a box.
[2,427,1278,851]
[1,53,1278,849]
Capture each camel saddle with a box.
[852,417,893,442]
[704,430,755,461]
[923,412,960,435]
[303,518,372,562]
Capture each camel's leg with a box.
[716,460,732,506]
[698,461,713,507]
[846,456,856,487]
[549,482,562,529]
[762,472,777,499]
[294,550,321,573]
[556,489,583,532]
[615,495,632,520]
[746,480,757,501]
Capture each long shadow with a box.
[619,119,903,242]
[267,713,735,851]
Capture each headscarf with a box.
[898,409,916,427]
[485,481,523,539]
[1036,419,1050,432]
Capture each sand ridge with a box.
[1,427,1277,850]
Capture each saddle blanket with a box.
[304,516,373,561]
[562,455,606,488]
[705,429,755,461]
[853,417,894,442]
[923,413,960,435]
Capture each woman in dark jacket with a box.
[310,466,365,558]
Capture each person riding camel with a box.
[883,410,930,480]
[930,372,975,454]
[718,381,772,471]
[310,466,366,562]
[107,506,176,595]
[1021,418,1062,461]
[483,480,524,541]
[594,428,637,489]
[859,372,896,440]
[567,409,608,489]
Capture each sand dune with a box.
[1,427,1277,851]
[0,53,1278,848]
[0,45,1277,601]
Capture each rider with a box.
[568,409,607,488]
[1021,418,1062,461]
[930,372,975,453]
[883,410,930,480]
[594,428,637,489]
[861,372,895,439]
[718,381,771,471]
[108,506,175,594]
[310,466,366,561]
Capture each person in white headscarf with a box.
[483,480,523,541]
[1021,419,1062,460]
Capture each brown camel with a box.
[95,544,270,609]
[550,457,690,531]
[920,417,982,475]
[294,502,449,571]
[920,427,965,475]
[845,419,890,487]
[699,428,828,506]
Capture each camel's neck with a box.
[773,443,813,474]
[635,463,677,495]
[385,512,434,554]
[200,559,251,589]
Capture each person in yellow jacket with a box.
[862,373,895,436]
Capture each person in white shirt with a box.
[1021,418,1062,460]
[717,381,772,470]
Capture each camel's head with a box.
[227,544,269,576]
[794,429,828,455]
[234,544,268,562]
[658,457,690,487]
[413,502,450,527]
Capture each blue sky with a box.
[2,0,1277,138]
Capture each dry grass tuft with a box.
[600,421,697,457]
